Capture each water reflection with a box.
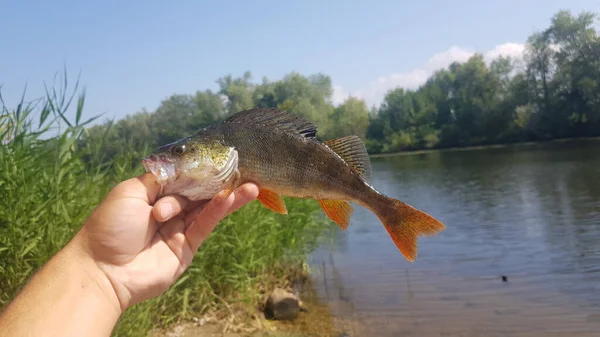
[308,140,600,336]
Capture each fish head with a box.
[141,136,239,200]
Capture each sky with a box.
[2,0,599,125]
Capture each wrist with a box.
[0,235,122,337]
[64,235,124,316]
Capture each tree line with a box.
[82,9,600,158]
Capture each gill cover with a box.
[166,145,238,200]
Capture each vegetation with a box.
[0,7,598,337]
[0,76,330,336]
[366,10,600,153]
[81,9,600,158]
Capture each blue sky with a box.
[2,0,598,125]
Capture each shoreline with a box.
[368,136,600,158]
[149,262,344,337]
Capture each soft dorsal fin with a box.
[224,108,317,139]
[324,136,372,181]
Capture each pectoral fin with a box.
[319,200,353,230]
[257,189,288,214]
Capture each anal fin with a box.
[258,189,288,214]
[319,200,353,230]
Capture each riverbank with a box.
[150,270,355,337]
[369,136,600,158]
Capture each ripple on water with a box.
[308,140,600,337]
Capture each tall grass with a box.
[0,74,330,336]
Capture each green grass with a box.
[0,75,331,336]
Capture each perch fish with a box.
[141,108,445,261]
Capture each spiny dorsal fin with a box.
[324,135,372,181]
[224,108,317,139]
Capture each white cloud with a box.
[332,42,526,107]
[484,43,525,62]
[331,85,350,106]
[427,46,475,70]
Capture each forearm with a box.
[0,238,121,337]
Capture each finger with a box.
[184,191,234,251]
[183,204,208,227]
[182,200,212,227]
[157,215,195,267]
[185,184,258,251]
[152,194,190,222]
[183,199,209,213]
[183,183,259,227]
[224,183,260,217]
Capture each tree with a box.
[330,96,370,139]
[79,9,600,158]
[547,10,600,135]
[217,71,255,115]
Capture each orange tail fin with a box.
[374,197,445,262]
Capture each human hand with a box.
[71,172,259,312]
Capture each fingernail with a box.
[161,203,173,219]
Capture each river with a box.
[307,139,600,336]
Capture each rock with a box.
[264,287,303,321]
[298,299,308,312]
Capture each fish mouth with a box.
[141,154,177,184]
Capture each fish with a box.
[141,108,445,261]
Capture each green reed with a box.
[0,73,330,336]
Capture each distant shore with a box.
[369,136,600,158]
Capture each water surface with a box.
[308,139,600,336]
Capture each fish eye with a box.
[171,144,186,156]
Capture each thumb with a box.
[107,172,162,205]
